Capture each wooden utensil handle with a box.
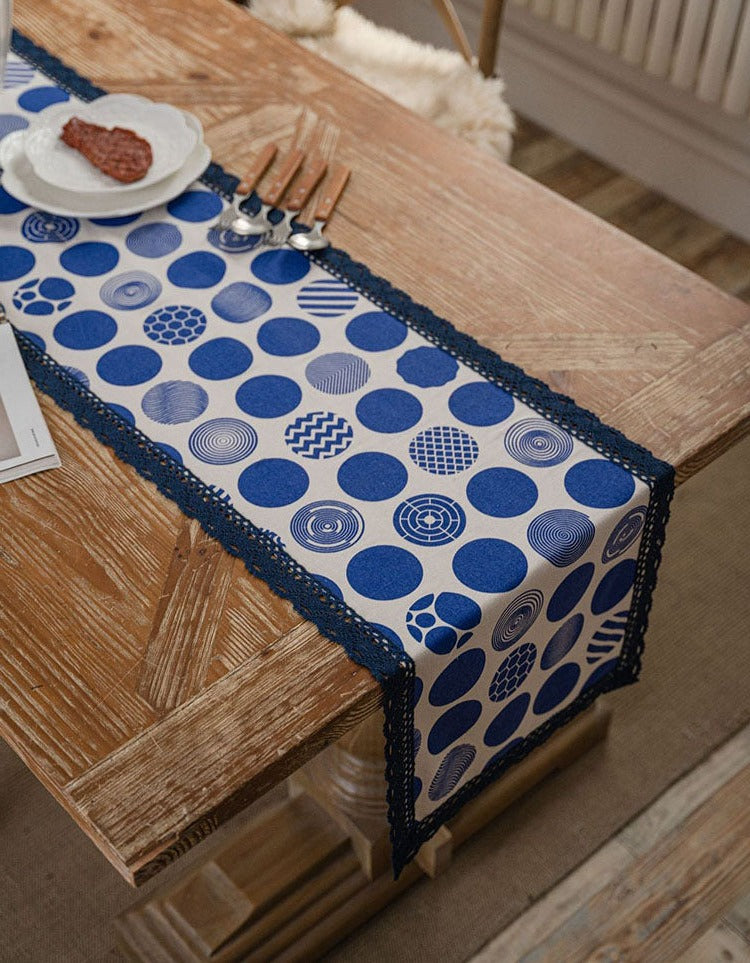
[236,143,278,195]
[287,157,328,212]
[315,165,351,222]
[263,148,305,206]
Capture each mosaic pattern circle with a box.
[489,642,537,702]
[409,426,479,475]
[143,305,207,345]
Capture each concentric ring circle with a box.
[290,500,365,553]
[491,588,544,651]
[504,417,574,468]
[188,418,258,465]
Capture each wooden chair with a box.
[336,0,507,77]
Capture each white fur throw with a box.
[247,0,514,161]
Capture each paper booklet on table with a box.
[0,315,60,484]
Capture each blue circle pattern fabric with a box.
[0,55,651,828]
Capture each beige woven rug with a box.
[1,436,748,961]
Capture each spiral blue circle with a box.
[251,249,310,284]
[53,310,117,350]
[484,693,530,747]
[211,281,272,323]
[189,337,253,380]
[96,345,162,386]
[467,467,538,518]
[141,380,208,424]
[290,500,365,553]
[257,317,320,356]
[565,459,636,508]
[346,545,423,600]
[167,190,223,222]
[427,702,482,756]
[60,241,119,277]
[546,564,593,623]
[602,506,648,563]
[452,538,528,594]
[527,509,595,567]
[428,744,476,801]
[346,311,407,352]
[21,211,79,243]
[489,643,537,702]
[448,381,514,426]
[533,663,581,715]
[207,227,264,254]
[188,418,257,465]
[491,589,544,651]
[236,375,301,418]
[504,417,574,468]
[429,649,486,707]
[100,270,161,310]
[238,458,310,508]
[356,388,422,433]
[167,251,226,288]
[397,346,458,388]
[126,222,183,258]
[337,452,408,501]
[393,493,466,546]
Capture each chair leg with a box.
[479,0,507,76]
[431,0,474,64]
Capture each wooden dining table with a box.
[3,0,750,958]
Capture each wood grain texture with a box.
[2,0,749,885]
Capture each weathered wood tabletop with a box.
[3,0,749,886]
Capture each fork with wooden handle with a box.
[288,164,351,252]
[214,142,277,231]
[264,156,328,247]
[229,147,306,236]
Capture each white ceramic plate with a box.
[23,94,199,194]
[0,114,212,218]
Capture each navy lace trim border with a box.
[9,28,674,879]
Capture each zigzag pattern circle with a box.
[527,509,595,567]
[602,506,647,563]
[393,493,466,546]
[284,411,353,459]
[100,270,162,310]
[428,743,476,801]
[504,417,574,467]
[188,418,258,465]
[21,211,79,243]
[491,589,544,651]
[290,500,365,553]
[489,642,537,702]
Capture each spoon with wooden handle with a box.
[229,147,305,236]
[265,156,328,247]
[215,142,277,231]
[288,164,351,252]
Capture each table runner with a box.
[0,33,673,876]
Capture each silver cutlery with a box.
[265,156,328,247]
[227,147,305,236]
[214,142,277,232]
[288,164,350,252]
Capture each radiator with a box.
[511,0,750,117]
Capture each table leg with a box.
[116,703,610,962]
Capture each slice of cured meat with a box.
[60,117,153,184]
